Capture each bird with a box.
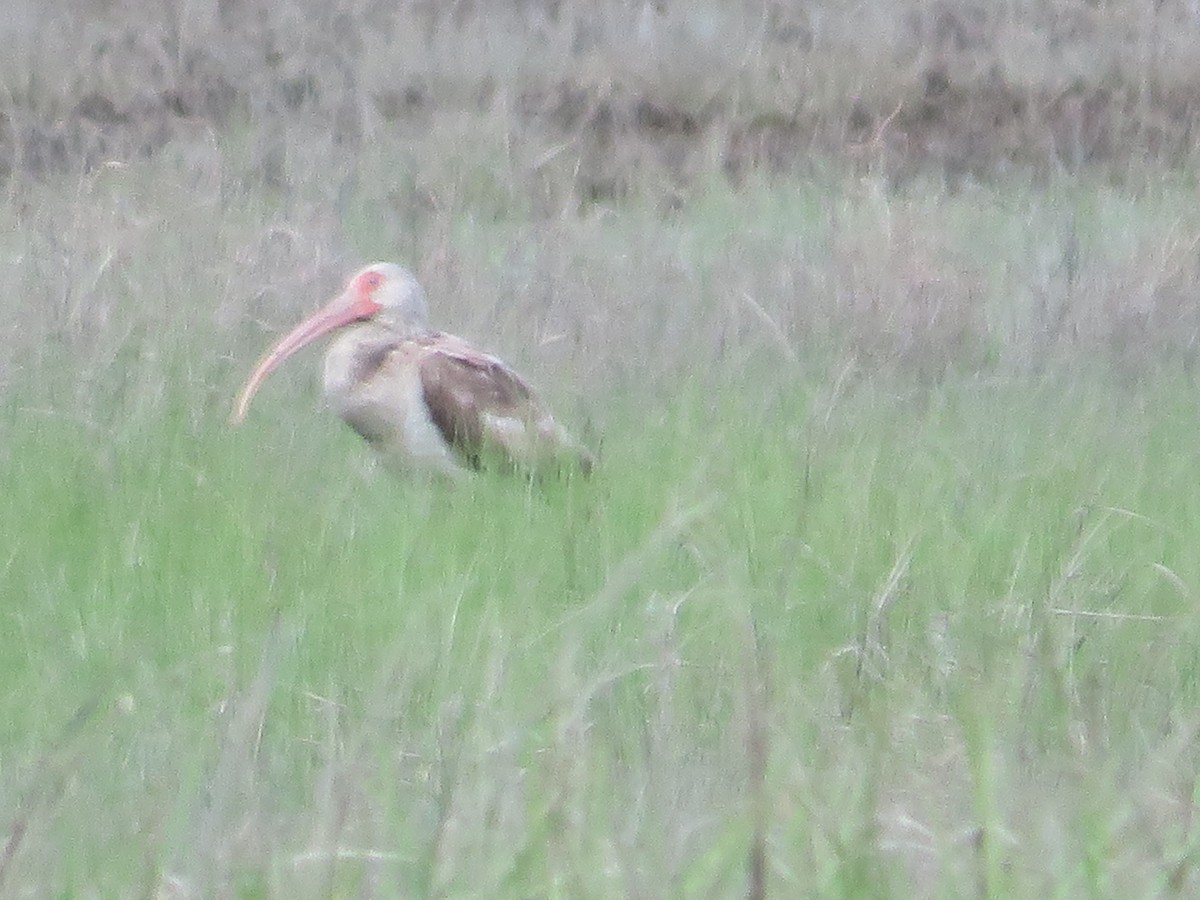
[231,262,595,480]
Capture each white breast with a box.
[322,328,468,479]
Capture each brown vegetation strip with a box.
[6,0,1200,187]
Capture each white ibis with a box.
[232,262,594,479]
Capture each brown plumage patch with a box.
[417,336,539,470]
[349,337,403,386]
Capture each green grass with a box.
[7,333,1200,895]
[6,128,1200,894]
[10,3,1200,894]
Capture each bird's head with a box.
[231,262,429,424]
[352,262,430,330]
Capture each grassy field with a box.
[5,2,1200,898]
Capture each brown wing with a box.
[416,334,543,471]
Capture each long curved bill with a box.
[231,288,379,424]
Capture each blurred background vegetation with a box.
[7,0,1200,195]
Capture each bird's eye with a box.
[359,271,384,293]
